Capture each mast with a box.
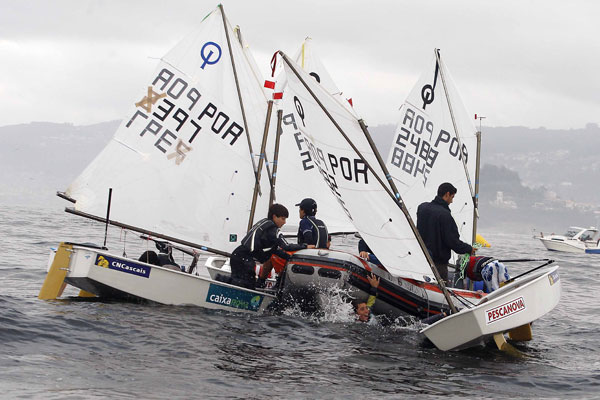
[247,100,274,230]
[435,49,476,205]
[234,24,274,188]
[281,52,458,313]
[218,4,262,199]
[268,109,284,208]
[358,120,401,201]
[472,130,482,244]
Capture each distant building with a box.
[491,191,517,209]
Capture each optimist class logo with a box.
[485,297,526,324]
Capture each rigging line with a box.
[233,25,274,187]
[448,289,477,308]
[280,51,458,314]
[218,4,262,203]
[281,53,397,203]
[435,49,476,202]
[65,207,232,257]
[502,260,555,285]
[247,100,274,230]
[268,110,284,209]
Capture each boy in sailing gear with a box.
[230,203,313,290]
[353,274,380,324]
[296,198,329,249]
[138,241,182,271]
[257,198,329,286]
[416,182,475,283]
[466,256,510,293]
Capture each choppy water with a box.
[1,204,599,399]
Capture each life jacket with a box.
[241,218,279,253]
[298,216,329,248]
[466,256,494,281]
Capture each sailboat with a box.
[38,5,278,314]
[386,50,478,248]
[205,38,360,284]
[268,37,359,235]
[383,49,487,288]
[273,50,561,351]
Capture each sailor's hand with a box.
[359,251,369,259]
[367,273,380,288]
[470,247,477,255]
[306,245,316,249]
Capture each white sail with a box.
[280,55,434,281]
[268,39,358,235]
[66,6,270,253]
[385,49,478,246]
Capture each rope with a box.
[121,228,128,257]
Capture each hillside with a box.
[2,120,599,233]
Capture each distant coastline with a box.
[2,121,599,234]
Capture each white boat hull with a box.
[49,243,275,314]
[420,265,561,351]
[206,249,484,319]
[538,227,600,254]
[539,238,586,253]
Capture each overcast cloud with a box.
[1,0,598,129]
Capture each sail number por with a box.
[125,68,246,163]
[390,107,467,186]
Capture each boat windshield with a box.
[563,229,579,238]
[580,230,599,241]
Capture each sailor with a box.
[296,198,329,248]
[138,241,182,271]
[353,274,380,324]
[256,200,329,288]
[230,203,313,290]
[416,182,475,283]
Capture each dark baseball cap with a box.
[295,198,317,215]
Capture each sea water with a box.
[1,204,598,399]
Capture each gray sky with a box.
[1,0,598,129]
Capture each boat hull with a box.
[420,265,561,351]
[205,249,482,320]
[538,234,600,254]
[539,238,587,253]
[49,243,275,314]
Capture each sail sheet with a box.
[385,50,478,247]
[268,39,357,235]
[66,6,270,253]
[280,55,434,281]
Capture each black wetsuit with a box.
[297,216,328,248]
[230,218,306,289]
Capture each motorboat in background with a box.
[537,227,600,254]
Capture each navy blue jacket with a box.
[233,218,306,263]
[297,216,328,248]
[416,196,473,264]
